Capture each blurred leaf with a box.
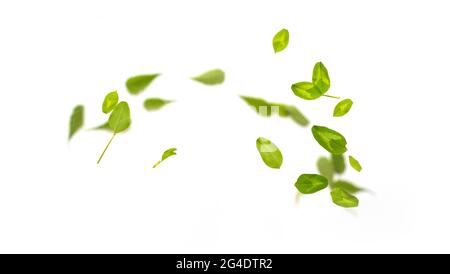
[272,28,289,53]
[126,74,160,95]
[331,154,346,174]
[282,105,309,126]
[295,174,328,194]
[102,91,119,114]
[330,188,359,208]
[311,125,347,155]
[153,148,177,168]
[69,105,84,140]
[312,62,330,93]
[317,157,334,182]
[192,69,225,85]
[256,137,283,169]
[333,99,353,117]
[332,180,364,194]
[291,82,323,100]
[143,98,173,111]
[349,155,362,172]
[91,121,111,131]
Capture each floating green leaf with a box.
[153,148,177,168]
[102,91,119,114]
[272,28,289,53]
[333,99,353,117]
[295,174,328,194]
[191,69,225,85]
[332,180,364,194]
[311,125,347,155]
[330,188,359,208]
[312,62,330,93]
[317,157,334,182]
[331,154,346,174]
[256,137,283,169]
[91,121,111,131]
[144,98,173,111]
[69,105,84,140]
[291,82,323,100]
[282,105,309,126]
[126,74,160,95]
[349,155,362,172]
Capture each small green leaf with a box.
[332,180,364,194]
[330,188,359,208]
[349,155,362,172]
[126,74,160,95]
[291,82,323,100]
[153,148,177,168]
[295,174,328,194]
[333,99,353,117]
[240,96,271,116]
[102,91,119,114]
[256,137,283,169]
[91,121,111,131]
[311,125,347,155]
[69,105,84,140]
[272,28,289,53]
[108,102,131,133]
[331,154,346,174]
[282,105,309,126]
[312,62,330,93]
[143,98,173,111]
[192,69,225,85]
[317,157,334,183]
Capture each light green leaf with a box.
[126,74,160,95]
[91,121,111,131]
[333,99,353,117]
[272,28,289,53]
[108,102,131,133]
[331,154,346,174]
[291,82,323,100]
[143,98,173,111]
[312,62,330,93]
[102,91,119,114]
[192,69,225,85]
[332,180,364,194]
[349,155,362,172]
[256,137,283,169]
[311,125,347,155]
[69,105,84,140]
[317,157,334,183]
[282,105,309,126]
[330,188,359,208]
[240,96,272,116]
[153,148,177,168]
[295,174,328,194]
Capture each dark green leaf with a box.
[69,105,84,140]
[256,137,283,169]
[153,148,177,168]
[349,155,362,172]
[108,102,131,133]
[332,180,364,194]
[330,188,359,208]
[272,28,289,53]
[311,125,347,155]
[102,91,119,114]
[331,154,346,174]
[317,157,334,182]
[295,174,328,194]
[312,62,330,93]
[291,82,323,100]
[143,98,173,111]
[333,99,353,117]
[192,69,225,85]
[126,74,160,95]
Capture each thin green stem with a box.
[97,133,116,164]
[323,94,340,99]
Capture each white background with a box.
[0,0,449,253]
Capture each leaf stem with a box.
[323,94,340,99]
[97,133,116,164]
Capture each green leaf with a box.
[91,121,111,131]
[295,174,328,194]
[331,154,346,174]
[69,105,84,140]
[153,148,177,168]
[256,137,283,169]
[330,188,359,208]
[272,28,289,53]
[240,96,271,116]
[102,91,119,114]
[332,180,364,194]
[311,125,347,155]
[109,102,131,133]
[291,82,324,100]
[349,155,362,172]
[126,74,160,95]
[333,99,353,117]
[143,98,173,111]
[282,105,309,126]
[192,69,225,85]
[312,62,330,93]
[317,157,334,182]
